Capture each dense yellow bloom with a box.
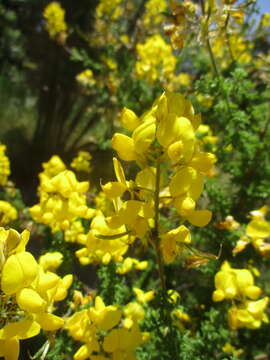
[136,35,176,83]
[64,219,85,243]
[71,151,92,173]
[30,169,95,232]
[0,228,72,360]
[65,295,148,360]
[260,13,270,28]
[43,2,67,39]
[108,92,215,262]
[75,211,129,265]
[76,70,96,88]
[0,145,10,186]
[228,297,269,330]
[213,261,262,302]
[96,0,122,19]
[233,206,270,256]
[213,261,268,330]
[0,201,17,225]
[143,0,167,27]
[39,155,66,186]
[212,34,252,67]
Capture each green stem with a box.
[152,158,166,293]
[206,37,220,77]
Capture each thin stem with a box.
[152,158,166,293]
[206,38,220,77]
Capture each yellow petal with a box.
[169,167,197,197]
[186,209,212,227]
[246,219,270,239]
[16,288,47,313]
[0,339,19,360]
[1,252,38,295]
[120,107,140,131]
[0,319,40,340]
[112,133,137,161]
[35,313,64,331]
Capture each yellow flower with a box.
[136,35,176,84]
[0,201,17,225]
[38,252,63,271]
[228,297,269,330]
[0,144,10,186]
[43,2,67,40]
[160,225,190,263]
[212,261,262,302]
[31,169,94,232]
[76,212,129,265]
[133,288,155,303]
[76,70,96,88]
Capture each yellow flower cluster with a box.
[43,2,67,40]
[39,155,66,185]
[76,70,96,88]
[0,201,17,225]
[233,206,270,256]
[196,124,218,152]
[212,34,252,67]
[30,168,95,232]
[213,261,268,329]
[0,145,10,186]
[143,0,167,27]
[96,0,122,20]
[71,151,92,173]
[105,91,215,263]
[0,228,72,360]
[135,35,176,84]
[65,295,148,360]
[261,13,270,28]
[116,257,148,274]
[75,211,129,265]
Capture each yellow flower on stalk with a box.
[0,144,10,186]
[109,91,215,263]
[43,2,67,41]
